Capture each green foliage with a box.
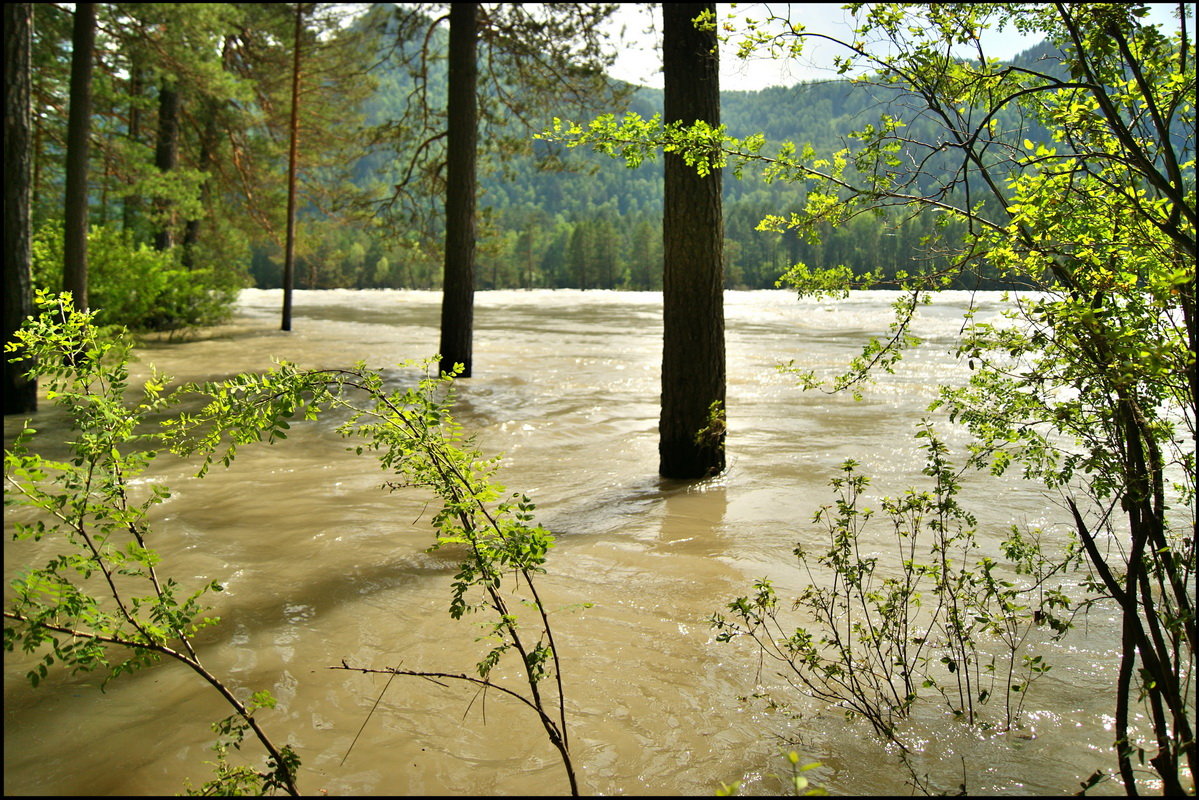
[712,426,1074,765]
[184,693,301,797]
[6,291,580,794]
[29,3,374,301]
[4,291,212,676]
[31,0,1033,293]
[163,355,581,792]
[717,751,825,796]
[694,400,727,449]
[322,18,1006,291]
[165,357,564,654]
[556,2,1194,791]
[781,751,826,797]
[31,221,240,332]
[3,292,299,795]
[777,289,925,400]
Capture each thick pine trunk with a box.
[438,3,478,378]
[4,2,36,414]
[183,37,228,271]
[660,3,725,479]
[63,2,96,310]
[153,82,180,251]
[282,2,303,331]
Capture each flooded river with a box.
[4,289,1141,795]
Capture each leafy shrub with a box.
[6,292,577,795]
[32,220,242,332]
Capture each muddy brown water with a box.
[4,289,1141,795]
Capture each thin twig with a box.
[341,662,400,766]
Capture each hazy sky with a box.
[603,3,1191,92]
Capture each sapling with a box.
[7,291,580,795]
[163,351,581,794]
[4,291,300,795]
[710,423,1076,791]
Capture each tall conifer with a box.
[659,3,725,479]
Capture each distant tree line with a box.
[265,24,1050,292]
[9,1,1050,309]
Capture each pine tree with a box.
[438,2,478,375]
[659,3,725,479]
[62,2,96,310]
[3,2,36,414]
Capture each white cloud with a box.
[603,3,1191,92]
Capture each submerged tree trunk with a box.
[282,2,304,331]
[4,2,36,414]
[659,2,725,479]
[438,2,478,377]
[63,2,96,311]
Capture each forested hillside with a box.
[19,3,1053,297]
[249,6,1056,291]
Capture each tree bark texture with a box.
[63,2,96,311]
[438,3,479,378]
[282,2,304,331]
[660,3,725,479]
[153,82,180,251]
[4,2,36,414]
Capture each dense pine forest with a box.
[257,11,1054,292]
[20,2,1051,312]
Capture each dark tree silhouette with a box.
[438,2,478,376]
[63,2,96,311]
[3,2,35,415]
[282,2,306,332]
[659,2,725,479]
[152,81,179,251]
[371,3,627,375]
